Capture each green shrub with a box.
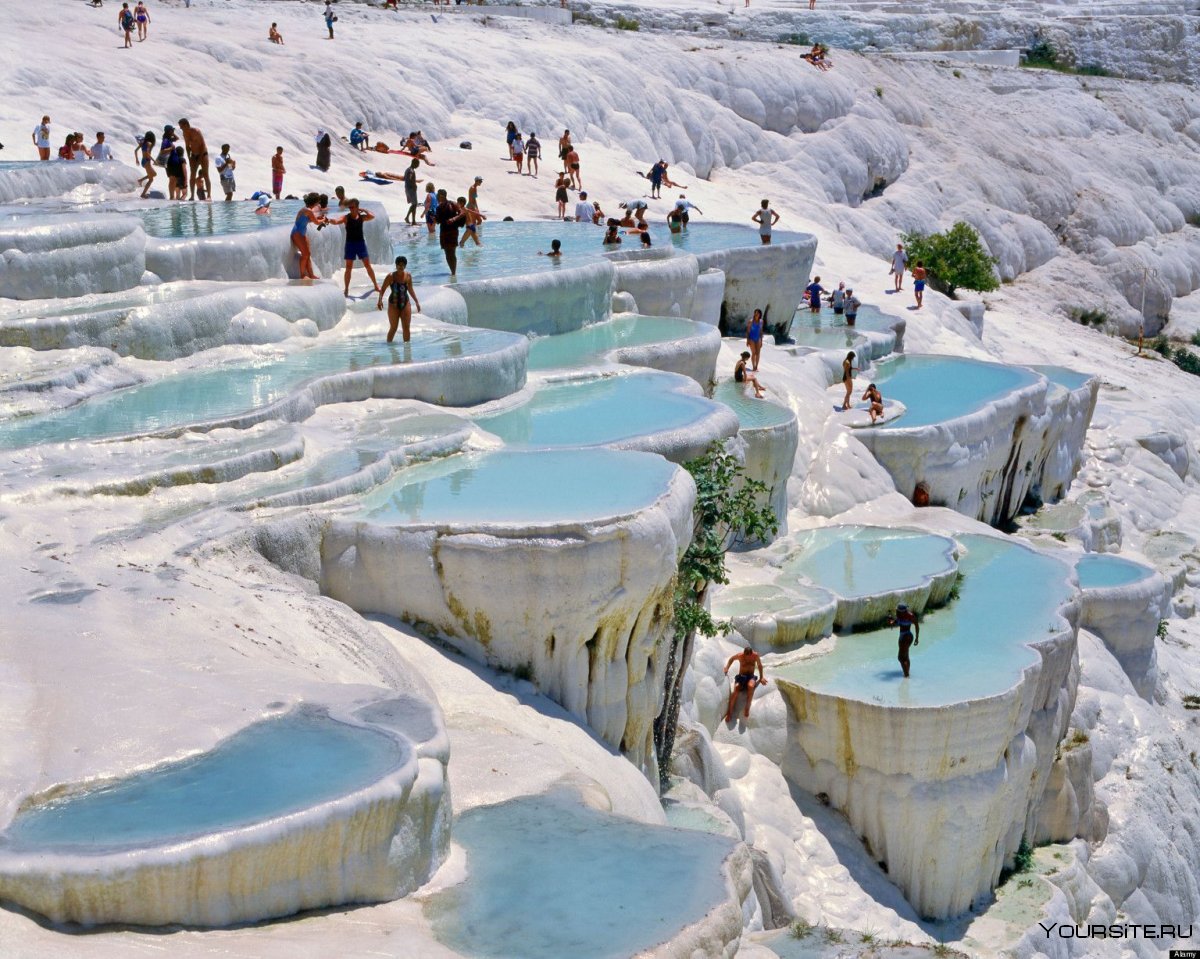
[1157,618,1169,639]
[1023,40,1059,69]
[615,14,639,30]
[900,222,999,299]
[1150,334,1172,356]
[788,919,815,940]
[780,32,810,45]
[1069,307,1111,328]
[874,85,884,98]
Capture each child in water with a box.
[538,239,563,258]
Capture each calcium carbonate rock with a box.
[612,250,700,318]
[316,465,696,778]
[0,697,450,927]
[0,160,138,204]
[0,215,145,300]
[453,261,615,335]
[1078,563,1171,701]
[697,235,817,341]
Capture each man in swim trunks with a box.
[271,146,285,200]
[888,603,919,677]
[525,133,541,177]
[722,646,767,722]
[890,243,908,292]
[434,189,465,276]
[911,261,927,309]
[178,118,211,202]
[674,196,702,227]
[805,276,825,314]
[214,144,236,200]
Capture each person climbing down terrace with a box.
[888,603,920,678]
[722,646,767,722]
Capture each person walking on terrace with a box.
[890,242,908,292]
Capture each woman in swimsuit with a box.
[134,1,150,41]
[735,351,766,398]
[505,121,518,159]
[841,351,857,411]
[746,308,764,371]
[423,182,438,236]
[135,131,156,198]
[554,173,569,219]
[291,193,325,280]
[861,382,885,424]
[602,223,621,246]
[378,255,420,343]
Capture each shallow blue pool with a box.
[0,711,403,851]
[129,200,304,238]
[393,220,796,284]
[425,795,732,959]
[1076,553,1154,589]
[791,303,893,334]
[871,354,1041,429]
[1030,365,1092,392]
[527,315,708,371]
[713,381,795,429]
[0,328,514,448]
[477,372,719,448]
[776,535,1074,705]
[777,527,957,601]
[354,449,678,525]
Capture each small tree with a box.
[652,444,779,789]
[900,222,999,299]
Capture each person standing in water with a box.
[887,603,919,677]
[434,190,465,277]
[328,198,378,296]
[752,199,779,244]
[722,646,767,722]
[291,193,325,280]
[746,308,764,371]
[178,119,211,202]
[271,146,285,199]
[378,255,420,343]
[845,288,860,327]
[841,350,857,411]
[805,276,825,314]
[403,159,421,225]
[423,182,438,235]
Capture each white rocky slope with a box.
[2,2,1200,957]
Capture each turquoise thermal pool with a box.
[775,535,1074,705]
[713,381,795,429]
[1076,553,1155,589]
[791,303,893,333]
[425,795,733,959]
[776,526,958,602]
[129,200,304,238]
[476,371,721,448]
[393,220,804,283]
[1030,365,1092,392]
[0,710,403,851]
[869,354,1042,429]
[352,448,678,525]
[0,328,515,448]
[527,315,710,371]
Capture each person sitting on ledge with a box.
[862,382,885,424]
[735,351,766,398]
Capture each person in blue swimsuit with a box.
[746,307,764,371]
[377,255,420,343]
[291,193,325,280]
[887,603,920,677]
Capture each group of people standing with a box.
[134,120,213,201]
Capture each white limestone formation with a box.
[0,698,451,927]
[0,282,347,360]
[776,565,1081,920]
[312,463,697,777]
[0,215,145,300]
[1078,564,1171,700]
[453,260,616,335]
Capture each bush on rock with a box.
[900,222,999,299]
